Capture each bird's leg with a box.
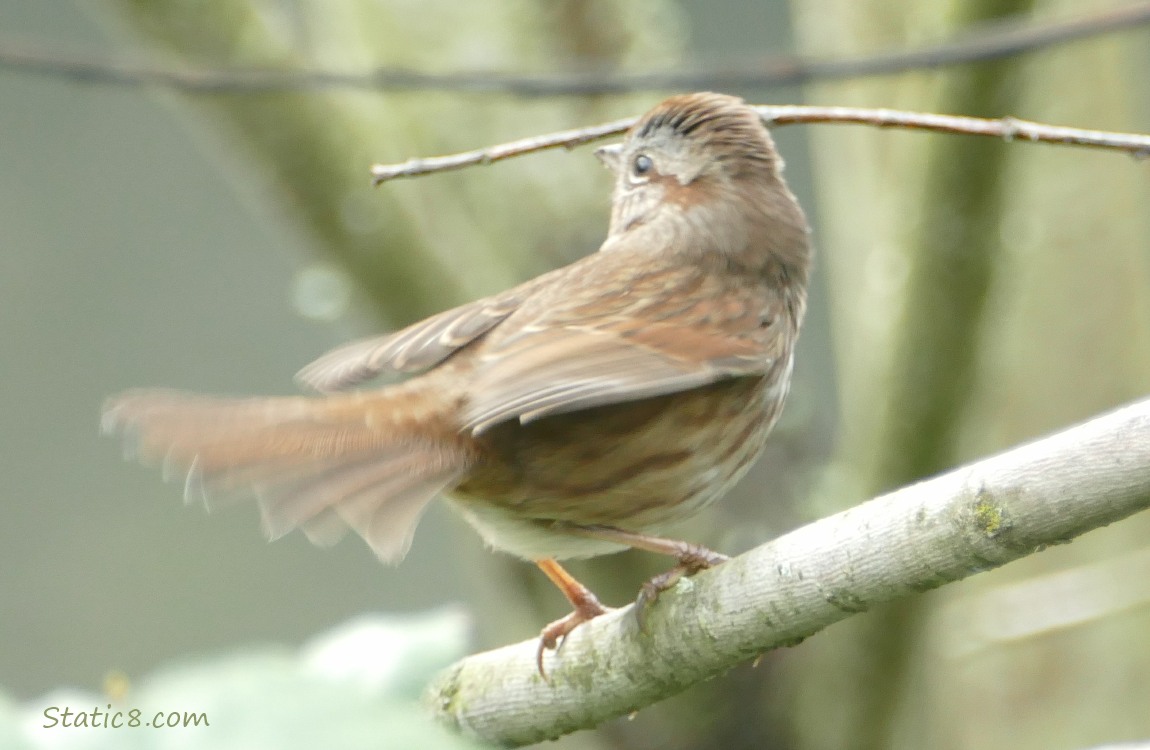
[560,523,729,630]
[534,558,610,679]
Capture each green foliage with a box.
[9,608,487,749]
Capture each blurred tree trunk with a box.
[91,0,683,324]
[789,1,1150,749]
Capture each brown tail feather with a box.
[102,387,469,563]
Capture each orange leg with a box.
[534,558,610,678]
[558,524,729,629]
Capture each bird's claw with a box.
[633,545,731,633]
[536,598,610,680]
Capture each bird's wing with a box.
[463,256,791,433]
[296,272,558,392]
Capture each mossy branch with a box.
[426,398,1150,747]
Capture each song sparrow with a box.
[103,92,813,675]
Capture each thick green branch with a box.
[99,1,481,322]
[426,397,1150,747]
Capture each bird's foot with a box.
[635,543,729,631]
[536,593,610,679]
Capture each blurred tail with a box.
[101,386,469,563]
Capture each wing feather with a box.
[463,327,761,432]
[296,277,548,392]
[462,258,791,433]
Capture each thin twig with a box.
[370,117,636,183]
[370,106,1150,184]
[764,106,1150,153]
[3,3,1150,96]
[426,398,1150,746]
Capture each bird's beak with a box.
[595,143,623,173]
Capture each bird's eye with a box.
[632,154,653,176]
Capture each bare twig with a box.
[3,3,1150,96]
[426,398,1150,746]
[369,117,636,183]
[370,106,1150,183]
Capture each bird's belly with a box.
[449,375,783,560]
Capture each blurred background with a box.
[1,1,1148,748]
